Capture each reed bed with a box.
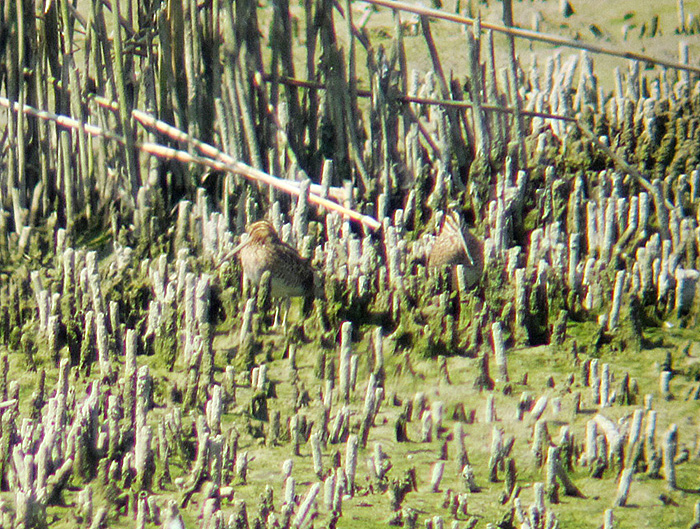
[0,0,700,528]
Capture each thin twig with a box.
[575,121,673,210]
[260,74,577,122]
[357,0,700,75]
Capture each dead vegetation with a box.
[1,0,700,528]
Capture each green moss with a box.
[153,303,178,371]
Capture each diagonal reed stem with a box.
[358,0,700,75]
[0,96,382,231]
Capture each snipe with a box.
[230,220,314,299]
[428,210,483,289]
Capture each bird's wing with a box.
[444,211,475,266]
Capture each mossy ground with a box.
[5,296,699,528]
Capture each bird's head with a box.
[246,220,280,245]
[230,220,280,256]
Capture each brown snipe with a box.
[230,220,314,299]
[428,211,484,289]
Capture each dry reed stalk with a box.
[0,96,381,231]
[419,15,468,169]
[261,74,576,122]
[357,0,700,75]
[465,25,490,159]
[501,0,526,165]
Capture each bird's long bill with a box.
[229,238,248,257]
[456,229,476,267]
[217,235,249,267]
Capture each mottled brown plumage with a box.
[231,220,314,298]
[428,211,484,288]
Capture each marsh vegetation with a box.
[1,0,700,528]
